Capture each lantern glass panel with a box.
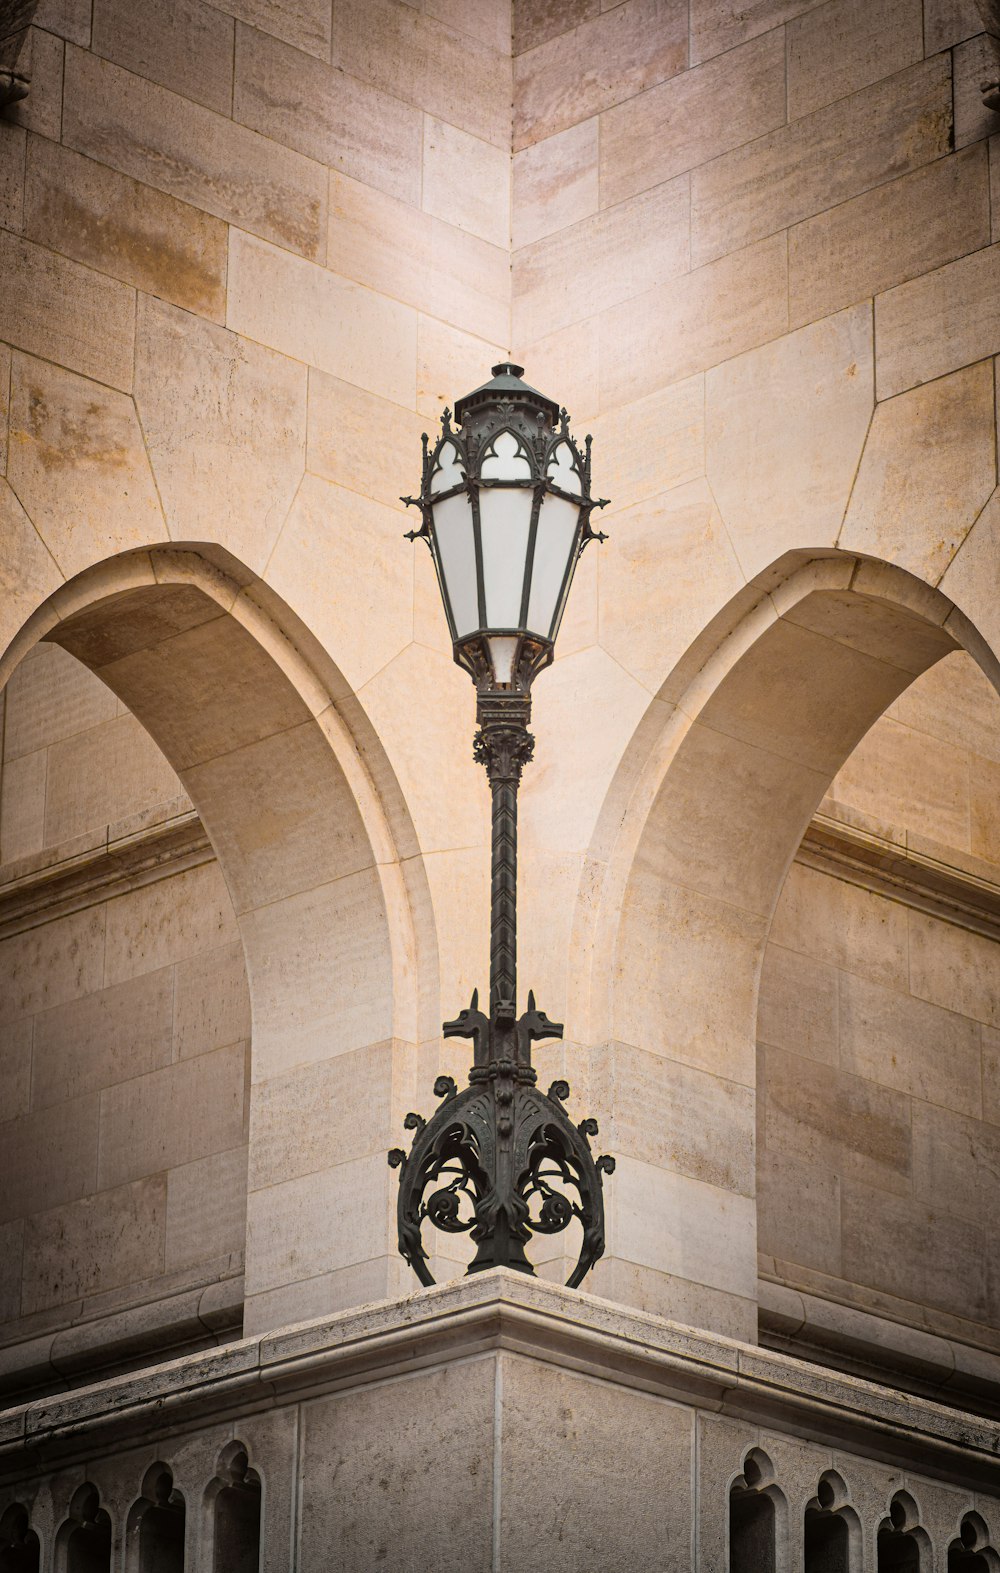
[432,491,478,636]
[479,486,533,627]
[431,440,464,495]
[546,440,582,495]
[527,492,580,638]
[481,430,532,481]
[488,636,518,685]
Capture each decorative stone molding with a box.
[0,0,35,114]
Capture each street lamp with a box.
[389,364,615,1288]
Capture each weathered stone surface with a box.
[97,1042,246,1190]
[164,1145,247,1272]
[173,940,251,1060]
[6,352,166,578]
[3,642,115,760]
[233,23,423,206]
[912,1102,1000,1226]
[599,28,786,205]
[789,144,990,329]
[0,1092,100,1225]
[786,0,923,119]
[908,908,1000,1027]
[248,1042,395,1191]
[764,1043,912,1196]
[690,0,825,62]
[64,45,327,260]
[0,123,25,233]
[0,230,135,392]
[0,481,63,654]
[24,135,228,320]
[215,0,330,57]
[955,33,1000,149]
[8,27,64,141]
[514,0,687,150]
[840,362,996,584]
[32,966,173,1111]
[924,0,985,48]
[758,944,839,1067]
[512,117,597,248]
[513,0,596,54]
[691,57,952,265]
[0,1020,32,1127]
[600,233,788,406]
[91,0,235,115]
[134,294,307,573]
[875,240,1000,398]
[43,712,182,844]
[757,1148,842,1276]
[838,970,982,1119]
[841,1179,989,1321]
[331,0,510,148]
[33,0,90,43]
[770,863,909,991]
[21,1174,166,1314]
[423,116,510,248]
[707,305,873,579]
[0,748,45,862]
[513,172,688,343]
[831,715,970,849]
[103,861,240,985]
[227,227,417,407]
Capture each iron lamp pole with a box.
[389,364,615,1289]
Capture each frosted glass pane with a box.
[526,493,579,638]
[432,492,478,636]
[430,440,464,495]
[488,636,518,686]
[480,487,533,627]
[546,440,582,496]
[481,430,532,481]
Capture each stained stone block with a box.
[769,863,909,992]
[0,904,106,1025]
[0,123,24,233]
[831,716,971,849]
[33,0,90,43]
[513,0,597,55]
[757,1149,842,1277]
[924,0,986,49]
[217,0,330,58]
[838,970,982,1119]
[875,240,1000,397]
[423,117,510,248]
[0,1021,31,1127]
[8,27,63,140]
[762,1045,912,1196]
[908,908,1000,1027]
[0,230,135,392]
[690,0,826,63]
[31,967,174,1111]
[758,944,839,1066]
[97,1042,246,1190]
[43,712,182,845]
[840,1180,988,1321]
[955,33,1000,148]
[786,0,923,119]
[164,1146,247,1273]
[103,861,241,985]
[0,749,45,863]
[0,1092,100,1226]
[91,0,235,115]
[512,117,597,248]
[912,1102,1000,1225]
[248,1042,396,1191]
[172,940,251,1061]
[891,649,1000,765]
[20,1173,166,1315]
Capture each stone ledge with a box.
[2,1271,1000,1487]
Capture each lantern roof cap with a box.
[454,363,560,428]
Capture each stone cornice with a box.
[2,1273,999,1488]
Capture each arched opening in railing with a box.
[729,1449,778,1572]
[210,1445,261,1573]
[59,1485,112,1573]
[0,1506,39,1573]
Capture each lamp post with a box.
[389,363,615,1289]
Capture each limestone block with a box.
[789,144,990,329]
[500,1355,694,1570]
[512,118,597,248]
[227,227,417,406]
[908,907,1000,1026]
[240,870,393,1078]
[423,0,509,51]
[604,1041,755,1195]
[32,966,174,1111]
[0,230,135,393]
[925,0,986,48]
[91,0,234,115]
[63,46,327,260]
[245,1254,396,1332]
[134,295,307,573]
[97,1041,246,1190]
[0,749,46,863]
[0,484,61,666]
[0,904,105,1025]
[762,1044,912,1196]
[769,863,909,991]
[841,363,996,583]
[839,971,982,1120]
[23,136,228,321]
[583,376,701,519]
[43,712,182,845]
[993,134,1000,241]
[6,353,167,578]
[216,0,330,57]
[510,318,600,423]
[306,372,425,517]
[912,1101,1000,1226]
[614,876,767,1087]
[0,1220,22,1322]
[246,1149,390,1296]
[938,490,1000,663]
[955,33,1000,148]
[164,1146,247,1272]
[513,0,687,150]
[264,476,412,695]
[513,0,596,54]
[248,1041,396,1191]
[840,1179,987,1321]
[707,305,873,580]
[329,171,508,347]
[611,1154,758,1299]
[690,0,825,62]
[971,754,1000,865]
[0,1020,31,1127]
[983,1026,1000,1124]
[331,0,509,149]
[233,24,422,206]
[875,240,1000,398]
[832,716,971,849]
[599,28,786,206]
[757,1148,842,1276]
[513,171,688,343]
[6,638,119,761]
[599,233,788,407]
[172,940,251,1060]
[103,861,240,985]
[297,1356,494,1572]
[33,0,90,43]
[787,0,923,119]
[416,315,505,421]
[891,649,1000,765]
[0,1092,99,1225]
[20,1173,166,1315]
[422,117,510,248]
[8,27,63,140]
[758,944,839,1066]
[0,124,24,234]
[695,1413,760,1573]
[691,57,951,266]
